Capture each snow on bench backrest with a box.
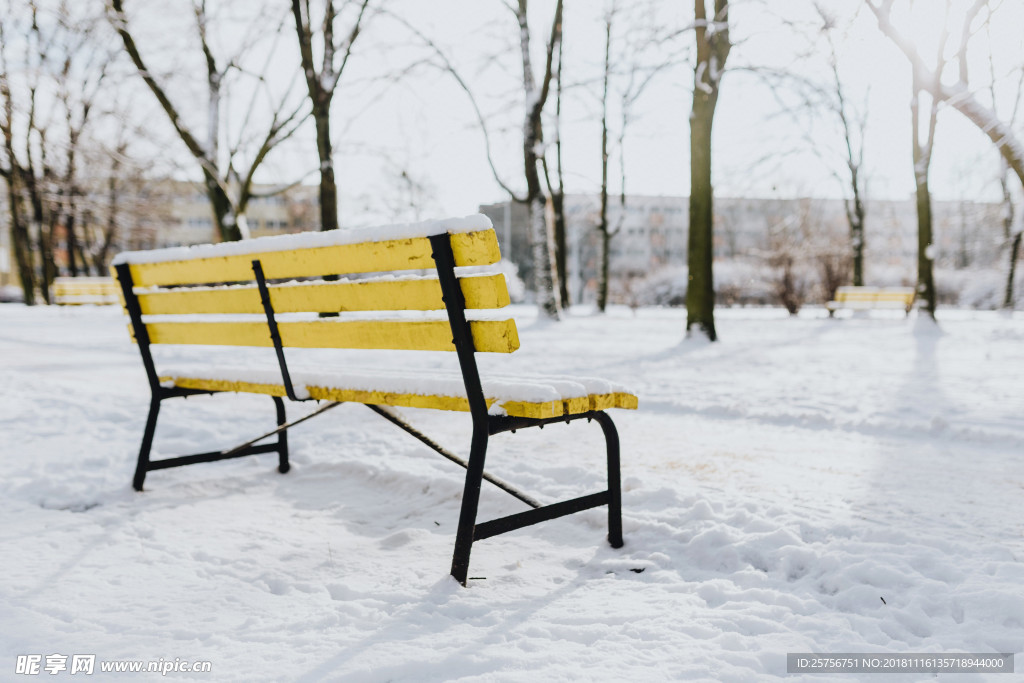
[112,214,498,286]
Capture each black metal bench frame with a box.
[115,233,624,585]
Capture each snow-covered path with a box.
[1,304,1022,681]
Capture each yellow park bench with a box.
[111,214,636,585]
[52,276,121,305]
[826,286,916,317]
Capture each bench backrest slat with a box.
[143,319,519,352]
[135,274,509,315]
[124,230,499,287]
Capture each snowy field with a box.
[1,303,1022,682]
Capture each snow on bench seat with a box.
[159,366,637,420]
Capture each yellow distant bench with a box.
[52,276,120,305]
[826,286,916,317]
[112,214,635,585]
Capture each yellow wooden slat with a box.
[54,298,120,306]
[160,377,637,419]
[53,284,120,296]
[128,230,500,287]
[53,277,121,306]
[309,386,476,412]
[835,287,914,304]
[137,274,510,315]
[145,318,520,353]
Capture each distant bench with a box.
[826,286,915,317]
[112,214,636,585]
[52,276,120,305]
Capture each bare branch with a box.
[377,8,524,202]
[326,0,371,93]
[108,0,212,171]
[869,0,1024,187]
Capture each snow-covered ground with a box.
[2,303,1022,681]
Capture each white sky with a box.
[286,0,1024,224]
[23,0,1021,224]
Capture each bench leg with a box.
[273,397,290,474]
[450,423,489,586]
[133,397,161,492]
[594,412,624,548]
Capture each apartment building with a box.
[480,195,1005,302]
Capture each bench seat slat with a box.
[136,274,510,315]
[160,369,638,420]
[143,319,521,353]
[124,230,500,287]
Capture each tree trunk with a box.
[849,177,865,286]
[597,133,610,311]
[911,82,938,319]
[1006,232,1021,308]
[65,209,79,276]
[688,96,717,339]
[25,173,54,304]
[551,191,568,306]
[5,172,36,304]
[524,154,560,318]
[597,12,612,313]
[999,165,1019,308]
[598,217,610,312]
[204,172,240,242]
[94,150,122,271]
[914,175,936,316]
[551,16,568,307]
[315,109,338,231]
[36,220,54,304]
[686,0,728,341]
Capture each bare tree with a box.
[109,0,307,242]
[372,4,562,318]
[868,0,1024,214]
[911,58,942,318]
[291,0,370,231]
[816,6,867,287]
[865,0,1024,315]
[595,0,678,313]
[1,0,62,303]
[687,0,730,340]
[514,0,564,320]
[541,18,569,309]
[0,11,37,304]
[53,5,113,276]
[597,7,614,313]
[989,52,1023,307]
[2,0,116,299]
